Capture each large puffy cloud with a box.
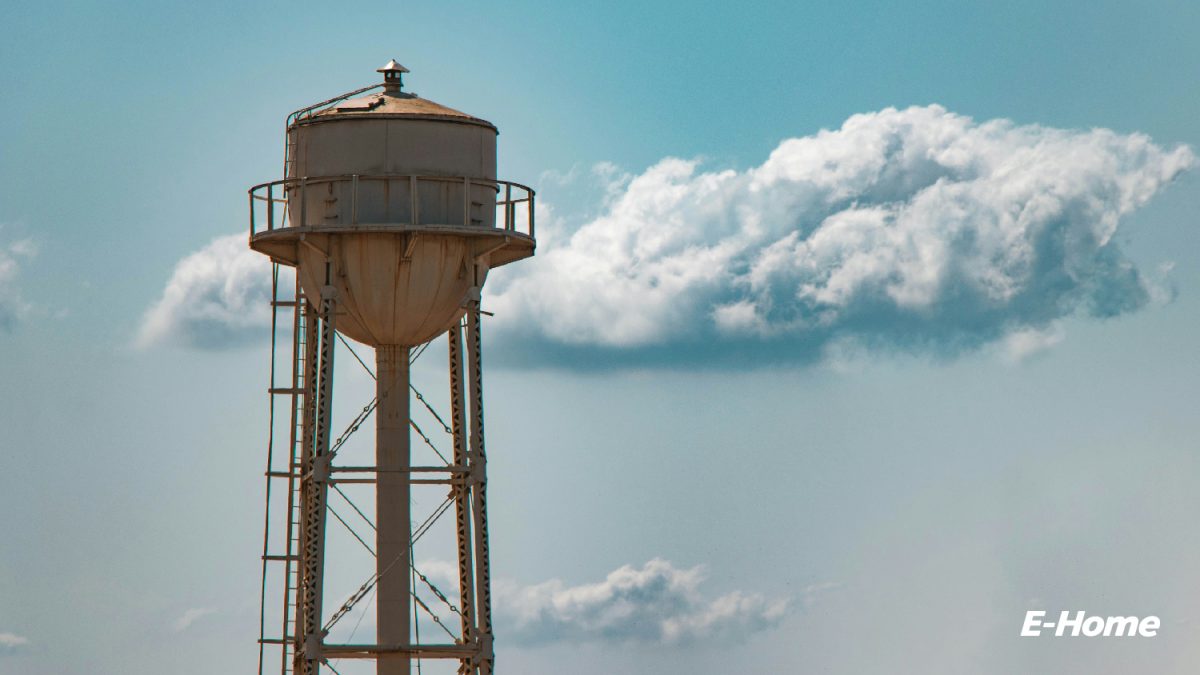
[138,233,281,349]
[486,105,1193,365]
[0,236,36,332]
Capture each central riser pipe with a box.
[376,345,411,675]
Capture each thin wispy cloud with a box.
[487,105,1193,366]
[0,631,29,654]
[0,235,37,333]
[138,234,280,349]
[172,607,216,632]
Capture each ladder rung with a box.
[263,554,299,561]
[267,470,297,478]
[269,387,303,395]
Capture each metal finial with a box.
[377,59,410,93]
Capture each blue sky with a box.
[2,1,1200,673]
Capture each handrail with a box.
[248,174,535,239]
[286,83,383,127]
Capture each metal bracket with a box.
[300,235,332,261]
[467,450,487,486]
[402,233,420,261]
[479,633,494,660]
[459,286,482,308]
[312,455,331,483]
[304,634,322,659]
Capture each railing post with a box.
[410,175,419,227]
[529,192,535,239]
[267,184,274,232]
[249,191,256,236]
[299,178,307,228]
[504,183,512,231]
[463,176,471,227]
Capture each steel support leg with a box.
[376,345,412,675]
[465,302,494,675]
[448,323,477,674]
[298,282,337,675]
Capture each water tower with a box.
[247,61,535,675]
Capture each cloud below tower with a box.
[492,558,804,645]
[0,235,37,333]
[404,558,808,646]
[0,631,29,654]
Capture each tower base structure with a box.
[257,272,497,675]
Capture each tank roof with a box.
[298,92,496,130]
[293,61,497,131]
[313,92,493,127]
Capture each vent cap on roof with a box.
[377,59,410,93]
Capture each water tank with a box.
[249,60,535,347]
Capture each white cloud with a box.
[491,559,800,646]
[138,233,282,349]
[366,559,832,648]
[0,631,29,653]
[1000,323,1065,363]
[173,607,215,632]
[486,105,1193,364]
[0,236,37,332]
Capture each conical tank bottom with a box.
[296,232,488,347]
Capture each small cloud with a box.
[7,238,37,258]
[398,559,836,648]
[538,163,584,187]
[0,235,37,333]
[493,558,798,646]
[1000,323,1065,363]
[173,608,216,632]
[799,581,843,600]
[1146,261,1178,305]
[138,233,282,349]
[0,631,29,654]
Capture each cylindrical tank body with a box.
[285,90,501,347]
[289,112,498,230]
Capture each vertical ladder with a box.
[280,289,308,674]
[260,271,312,675]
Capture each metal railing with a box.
[248,174,535,239]
[286,83,382,128]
